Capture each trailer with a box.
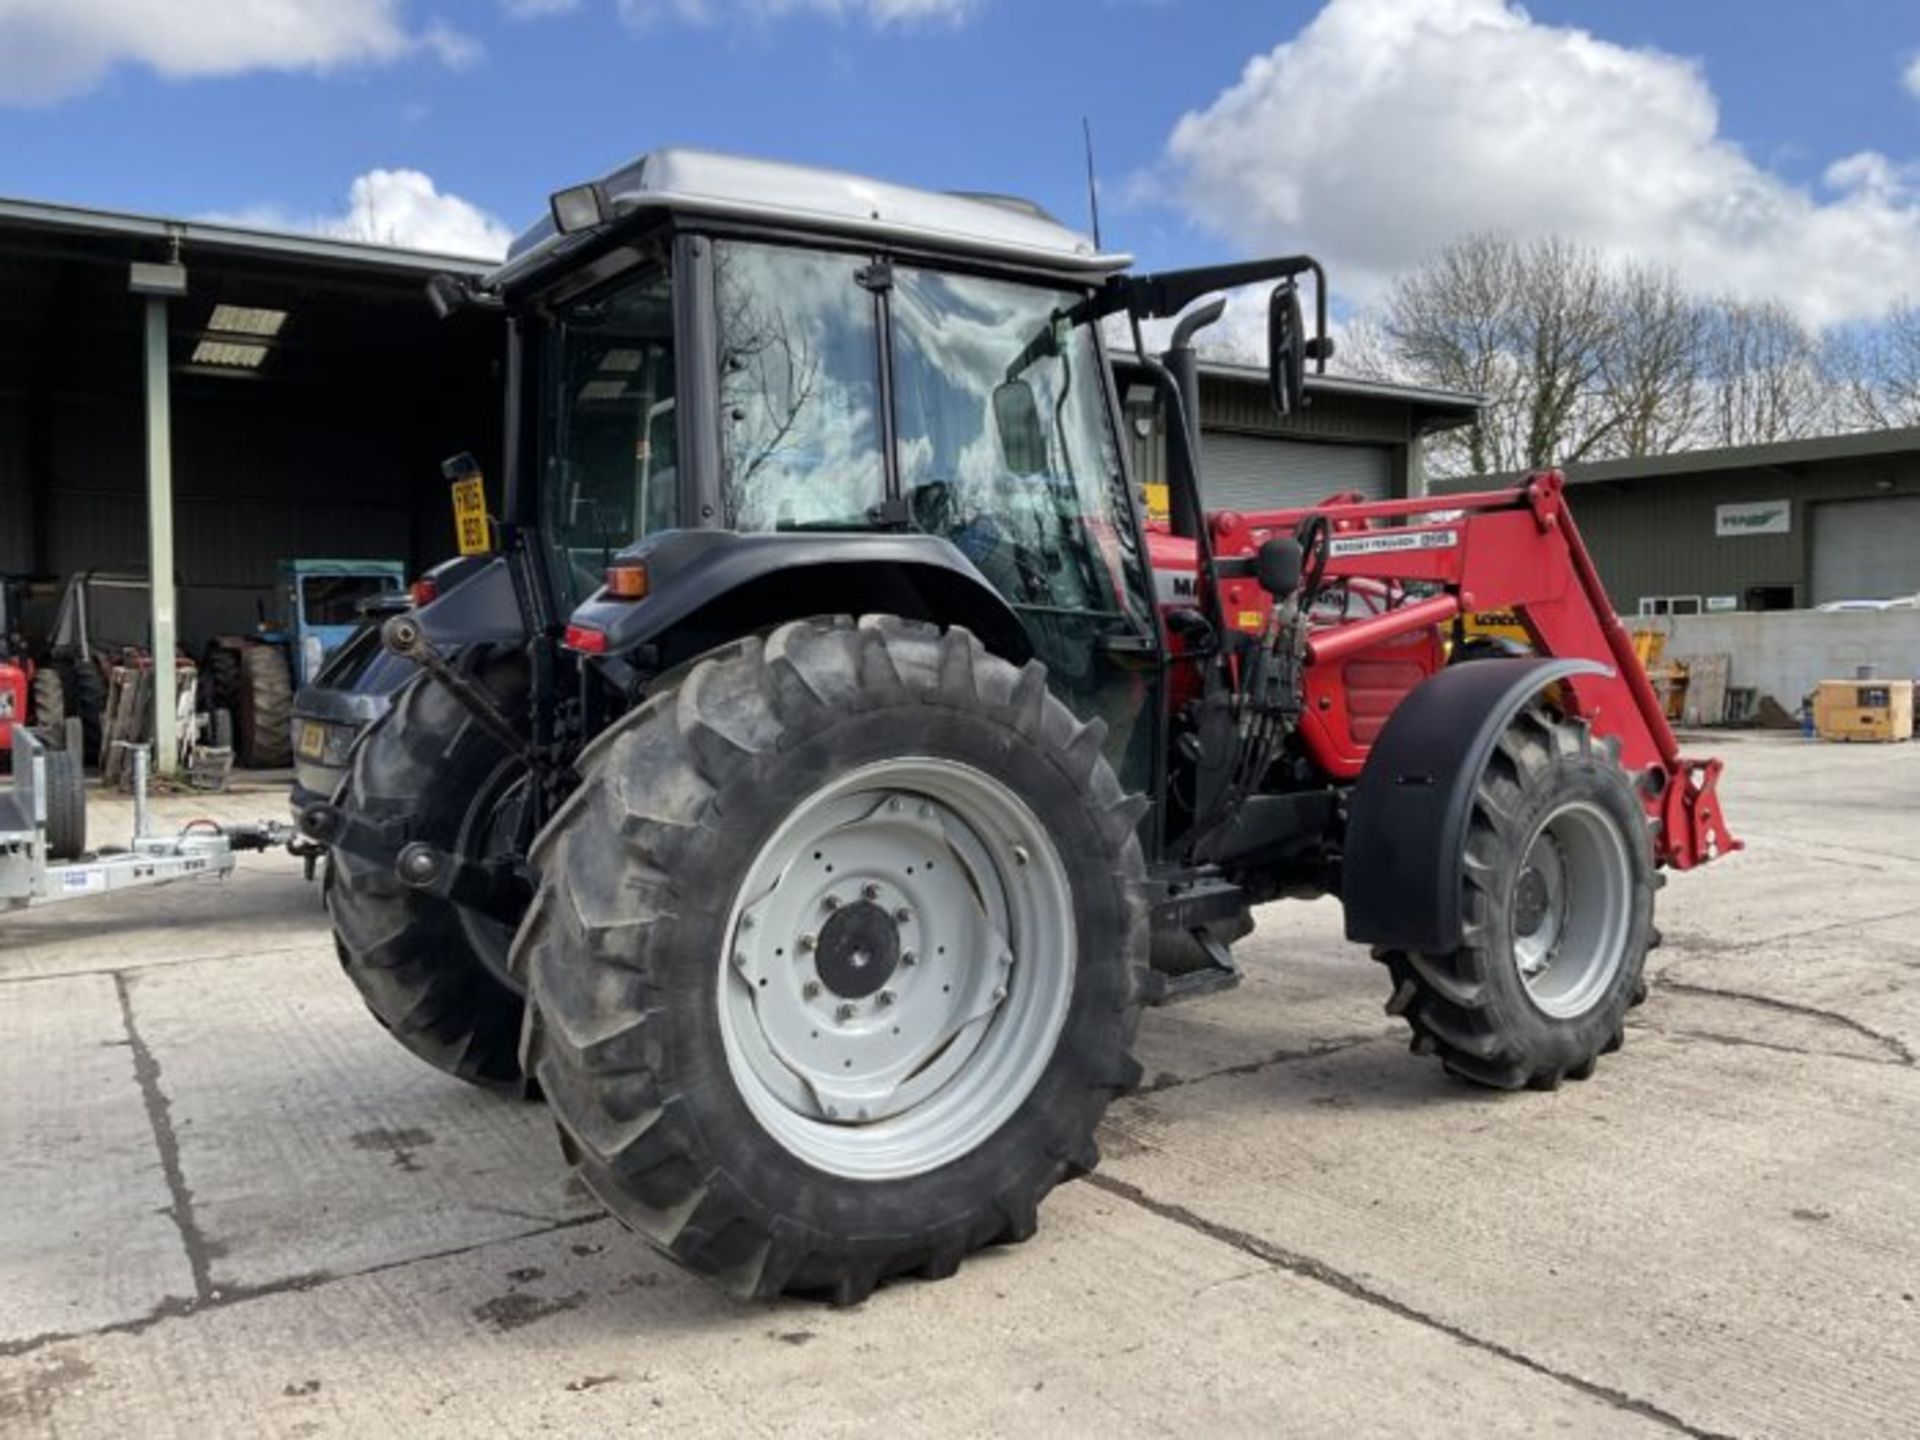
[1,726,291,912]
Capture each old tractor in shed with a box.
[300,149,1738,1303]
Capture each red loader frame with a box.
[1195,471,1741,872]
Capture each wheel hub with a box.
[1513,866,1551,939]
[815,901,901,999]
[1509,800,1633,1017]
[717,759,1076,1181]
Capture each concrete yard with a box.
[2,735,1916,1438]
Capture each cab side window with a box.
[715,242,884,531]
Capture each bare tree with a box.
[1598,264,1706,457]
[1828,302,1920,429]
[1699,300,1829,446]
[1360,232,1877,476]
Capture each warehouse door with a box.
[1199,432,1391,510]
[1810,497,1920,605]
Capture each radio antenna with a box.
[1082,117,1103,249]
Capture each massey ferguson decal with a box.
[1327,528,1460,558]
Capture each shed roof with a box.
[0,194,493,275]
[1109,349,1483,432]
[1437,426,1920,490]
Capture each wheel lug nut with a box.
[901,951,917,967]
[738,914,755,931]
[731,952,748,971]
[823,895,841,912]
[894,907,911,924]
[835,1001,857,1022]
[862,883,881,902]
[803,980,821,1000]
[799,934,817,953]
[1012,844,1030,866]
[992,986,1007,1003]
[876,989,895,1008]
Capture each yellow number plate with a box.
[451,475,492,557]
[296,720,327,761]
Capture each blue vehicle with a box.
[201,559,405,768]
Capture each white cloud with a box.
[1150,0,1920,329]
[207,170,515,260]
[0,0,478,104]
[1905,52,1920,101]
[617,0,974,27]
[504,0,581,15]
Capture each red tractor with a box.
[300,149,1738,1302]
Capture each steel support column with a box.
[141,293,178,774]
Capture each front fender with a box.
[1341,657,1607,953]
[568,530,1033,665]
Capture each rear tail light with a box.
[563,623,609,655]
[410,578,439,608]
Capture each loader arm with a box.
[1204,471,1740,872]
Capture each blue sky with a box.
[1,0,1915,325]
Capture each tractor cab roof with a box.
[488,147,1133,296]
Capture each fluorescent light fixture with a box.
[191,339,269,368]
[207,304,288,337]
[577,380,627,402]
[599,349,643,373]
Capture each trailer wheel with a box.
[237,644,294,768]
[326,657,530,1091]
[30,668,64,733]
[1377,707,1655,1090]
[515,617,1149,1301]
[42,743,86,861]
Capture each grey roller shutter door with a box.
[1811,497,1920,605]
[1198,432,1391,510]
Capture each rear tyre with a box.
[200,641,243,717]
[66,662,106,765]
[1377,706,1655,1090]
[326,658,531,1091]
[30,669,64,733]
[42,743,86,860]
[515,617,1149,1302]
[238,644,294,768]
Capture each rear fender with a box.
[569,531,1033,668]
[413,556,528,649]
[1341,657,1606,953]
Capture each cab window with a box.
[889,265,1148,626]
[714,242,885,531]
[543,265,678,606]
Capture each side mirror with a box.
[993,380,1049,477]
[1255,536,1303,598]
[1268,282,1307,418]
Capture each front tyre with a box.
[515,617,1149,1301]
[1377,706,1655,1090]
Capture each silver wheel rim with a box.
[1509,799,1633,1019]
[717,757,1076,1181]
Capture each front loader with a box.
[301,148,1738,1302]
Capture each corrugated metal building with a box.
[0,197,501,650]
[1439,430,1920,614]
[1111,354,1480,510]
